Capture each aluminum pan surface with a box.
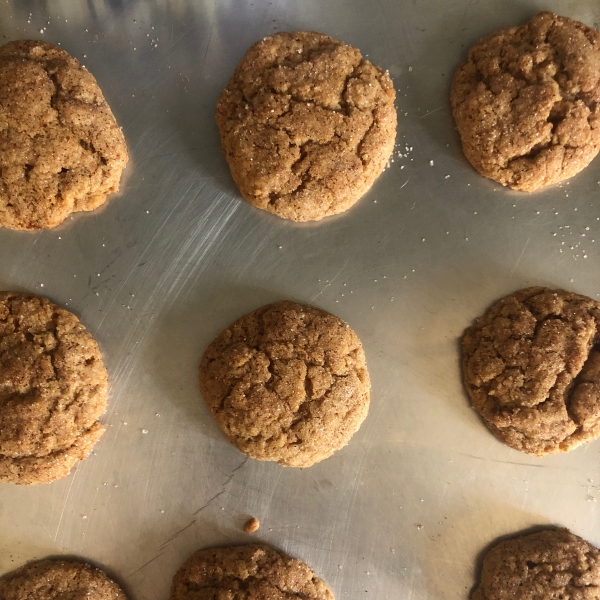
[1,0,600,598]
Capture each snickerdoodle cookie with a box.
[0,559,127,600]
[462,287,600,455]
[169,544,334,600]
[0,292,107,484]
[451,12,600,192]
[0,40,128,230]
[472,529,600,600]
[199,301,370,467]
[216,31,396,221]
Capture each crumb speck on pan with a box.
[243,517,260,533]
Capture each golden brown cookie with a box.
[472,528,600,600]
[0,559,127,600]
[451,12,600,192]
[0,292,107,484]
[169,544,334,600]
[199,301,370,467]
[216,31,396,221]
[462,287,600,455]
[0,40,128,230]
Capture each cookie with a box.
[199,301,370,467]
[169,544,334,600]
[0,559,127,600]
[451,12,600,192]
[462,287,600,455]
[472,528,600,600]
[0,40,128,230]
[216,31,396,221]
[0,292,107,484]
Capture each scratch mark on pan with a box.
[159,520,197,550]
[98,252,124,276]
[193,490,227,515]
[400,177,410,189]
[421,106,442,118]
[456,452,557,469]
[510,237,530,276]
[126,552,164,578]
[379,230,391,244]
[460,0,474,25]
[231,456,248,473]
[193,457,248,514]
[333,393,389,592]
[200,0,216,74]
[310,258,350,301]
[438,480,450,508]
[164,25,196,55]
[337,445,369,587]
[53,464,79,542]
[96,199,184,331]
[100,192,238,405]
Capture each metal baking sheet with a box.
[1,1,600,598]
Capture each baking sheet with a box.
[1,0,600,598]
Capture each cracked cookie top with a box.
[215,31,396,221]
[0,40,128,230]
[472,529,600,600]
[0,292,107,484]
[462,287,600,455]
[451,12,600,192]
[199,301,370,467]
[0,559,127,600]
[169,544,334,600]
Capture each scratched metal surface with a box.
[1,0,600,598]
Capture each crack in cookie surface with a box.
[0,40,128,230]
[462,287,600,455]
[451,12,600,192]
[216,31,396,221]
[0,292,107,483]
[169,545,334,600]
[199,301,370,467]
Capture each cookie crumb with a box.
[243,517,260,534]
